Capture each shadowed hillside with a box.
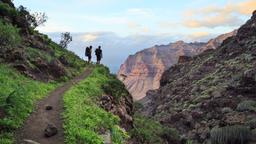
[138,10,256,144]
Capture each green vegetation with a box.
[245,118,256,129]
[210,125,251,144]
[236,100,256,112]
[48,41,86,76]
[63,66,129,144]
[130,113,179,144]
[0,20,21,55]
[102,74,129,102]
[25,47,53,63]
[0,3,18,18]
[0,64,57,143]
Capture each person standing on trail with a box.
[85,46,92,63]
[95,46,102,64]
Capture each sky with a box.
[13,0,256,72]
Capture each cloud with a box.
[190,31,209,38]
[127,8,153,17]
[81,34,99,42]
[184,15,243,28]
[184,0,256,28]
[127,21,150,33]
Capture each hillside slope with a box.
[0,1,134,144]
[139,11,256,144]
[118,31,235,101]
[0,1,85,81]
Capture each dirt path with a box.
[15,68,92,144]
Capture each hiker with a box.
[95,46,102,64]
[85,46,92,63]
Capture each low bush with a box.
[236,100,256,112]
[245,118,256,129]
[130,113,180,144]
[102,75,129,102]
[0,2,18,18]
[0,20,21,55]
[210,125,251,144]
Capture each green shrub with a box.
[210,125,251,144]
[236,100,256,112]
[102,76,129,102]
[111,125,129,144]
[186,140,193,144]
[0,20,21,53]
[0,132,13,144]
[245,118,256,129]
[25,47,53,63]
[0,3,18,18]
[130,113,179,144]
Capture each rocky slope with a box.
[118,32,236,101]
[139,11,256,144]
[197,30,237,53]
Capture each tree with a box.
[59,32,72,49]
[17,5,47,29]
[31,12,48,28]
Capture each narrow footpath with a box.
[15,68,92,144]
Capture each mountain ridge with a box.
[118,31,236,101]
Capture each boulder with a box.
[45,105,53,111]
[44,124,58,137]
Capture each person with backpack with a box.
[95,46,102,64]
[85,46,92,63]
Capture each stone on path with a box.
[44,124,58,137]
[45,105,53,110]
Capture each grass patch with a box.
[0,64,58,143]
[63,66,129,144]
[25,47,53,63]
[130,113,180,144]
[102,74,129,103]
[0,20,21,56]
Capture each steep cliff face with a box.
[118,41,205,101]
[140,11,256,144]
[118,32,236,101]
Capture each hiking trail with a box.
[15,68,92,144]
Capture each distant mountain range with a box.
[47,32,182,73]
[118,30,236,101]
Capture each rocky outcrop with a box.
[139,11,256,144]
[118,31,236,101]
[118,41,205,101]
[100,94,134,130]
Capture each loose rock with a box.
[44,124,58,137]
